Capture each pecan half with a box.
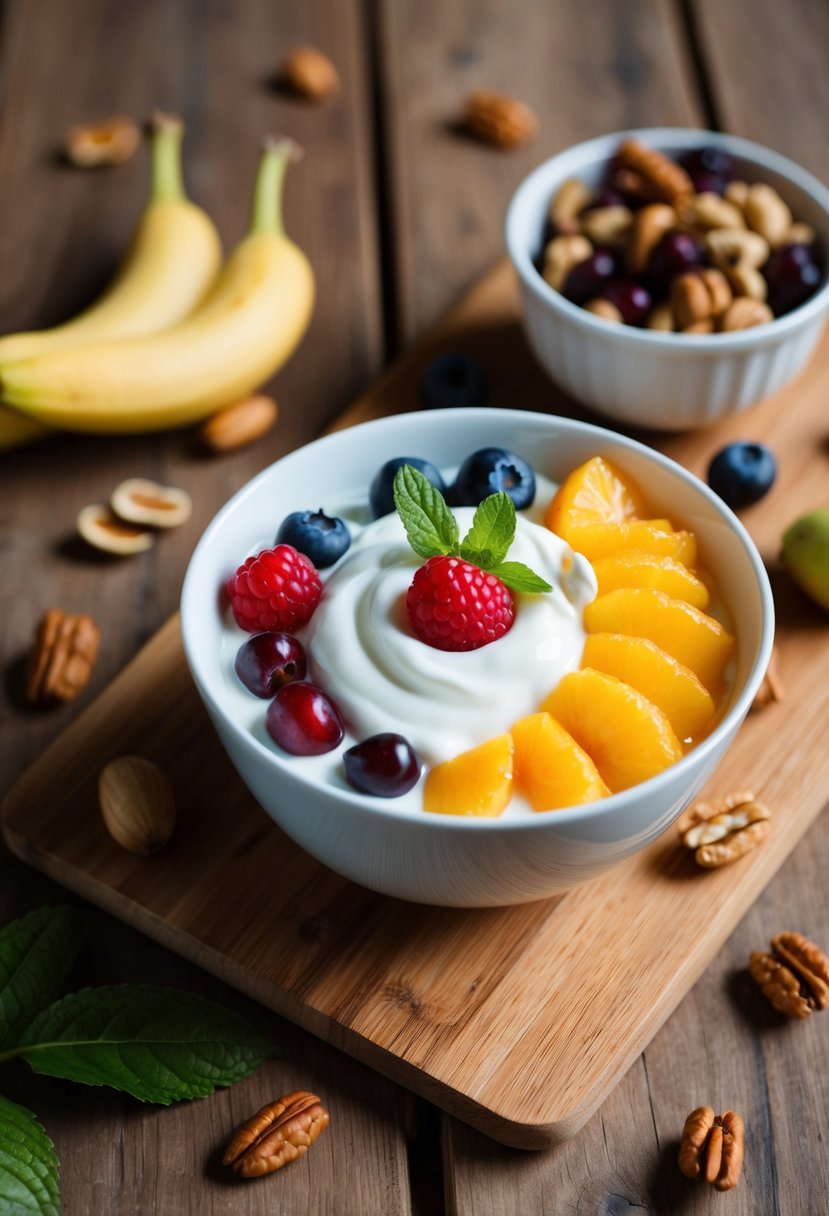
[678,791,771,868]
[224,1092,329,1177]
[678,1107,744,1191]
[25,608,101,704]
[749,931,829,1018]
[616,138,693,204]
[461,90,539,149]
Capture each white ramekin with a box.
[506,128,829,430]
[181,408,774,907]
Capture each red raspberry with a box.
[406,555,515,652]
[228,544,322,633]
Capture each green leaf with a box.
[0,1095,59,1216]
[14,986,273,1105]
[0,906,86,1053]
[459,492,515,567]
[393,465,458,559]
[491,561,553,594]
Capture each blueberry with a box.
[453,447,536,510]
[707,442,776,509]
[369,457,447,519]
[419,353,488,410]
[276,509,351,569]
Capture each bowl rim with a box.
[506,126,829,349]
[182,406,776,832]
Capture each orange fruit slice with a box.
[512,712,610,811]
[583,588,735,692]
[582,633,716,742]
[541,669,683,793]
[568,520,698,567]
[423,734,514,817]
[546,456,647,544]
[591,550,709,609]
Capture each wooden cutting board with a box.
[4,260,829,1148]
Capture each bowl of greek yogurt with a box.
[181,407,774,906]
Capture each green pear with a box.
[783,509,829,612]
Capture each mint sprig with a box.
[393,465,552,594]
[0,906,86,1053]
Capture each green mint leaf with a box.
[491,561,553,594]
[16,985,274,1105]
[0,1095,59,1216]
[459,492,515,567]
[393,465,458,560]
[0,906,86,1053]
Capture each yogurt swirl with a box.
[304,507,596,765]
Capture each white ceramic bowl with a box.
[182,408,774,907]
[506,128,829,429]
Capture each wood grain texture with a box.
[376,0,699,345]
[6,263,829,1160]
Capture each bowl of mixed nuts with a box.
[506,128,829,429]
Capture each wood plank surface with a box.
[376,0,699,344]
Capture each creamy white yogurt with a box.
[304,506,596,765]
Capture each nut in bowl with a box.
[182,409,774,906]
[506,128,829,429]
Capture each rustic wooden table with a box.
[1,1,827,1212]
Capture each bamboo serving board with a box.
[4,261,829,1148]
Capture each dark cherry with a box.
[680,146,735,181]
[266,681,344,756]
[235,632,307,698]
[343,733,421,798]
[689,171,727,197]
[647,231,702,293]
[600,279,652,327]
[563,249,617,305]
[583,187,625,211]
[763,243,823,316]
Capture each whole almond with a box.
[461,90,539,149]
[200,395,279,452]
[280,46,339,101]
[99,756,176,855]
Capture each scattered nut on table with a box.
[461,90,539,149]
[677,790,771,868]
[678,1107,745,1191]
[99,755,177,855]
[65,115,141,167]
[749,931,829,1018]
[25,608,101,704]
[280,46,340,101]
[751,644,785,710]
[77,503,155,555]
[110,478,192,528]
[200,394,279,452]
[223,1092,330,1178]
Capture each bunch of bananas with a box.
[0,113,314,449]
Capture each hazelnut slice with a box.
[110,478,192,529]
[65,116,141,168]
[77,504,155,555]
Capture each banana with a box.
[0,138,313,433]
[0,112,221,451]
[0,113,221,363]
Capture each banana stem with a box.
[148,112,186,204]
[249,137,303,236]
